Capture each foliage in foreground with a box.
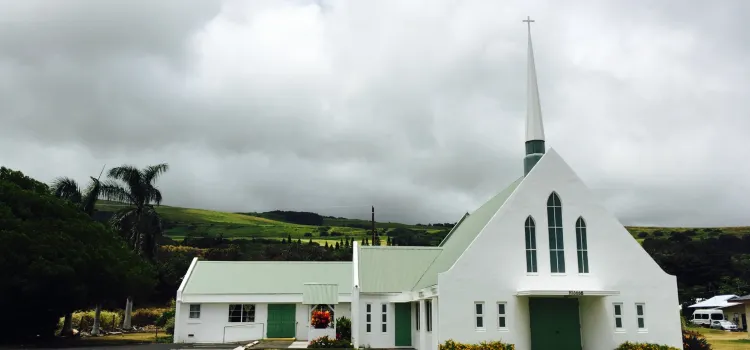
[308,335,353,348]
[681,329,711,350]
[440,339,515,350]
[335,316,351,341]
[615,341,681,350]
[0,167,156,341]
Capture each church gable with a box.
[441,148,674,290]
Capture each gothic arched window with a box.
[525,216,537,273]
[576,217,589,273]
[547,193,565,273]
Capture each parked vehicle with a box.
[691,309,725,326]
[710,320,738,331]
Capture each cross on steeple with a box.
[523,16,534,33]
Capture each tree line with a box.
[0,163,169,341]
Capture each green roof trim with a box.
[358,246,442,293]
[183,261,352,295]
[411,177,523,290]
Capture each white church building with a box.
[173,19,683,350]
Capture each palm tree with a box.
[101,163,168,329]
[50,173,105,336]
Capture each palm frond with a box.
[145,184,163,206]
[80,177,103,216]
[100,181,136,204]
[107,165,143,203]
[143,163,169,184]
[106,165,141,183]
[50,177,82,204]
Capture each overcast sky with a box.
[1,0,748,226]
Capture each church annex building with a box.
[173,19,683,350]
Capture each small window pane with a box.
[476,317,483,328]
[637,318,645,329]
[615,318,623,328]
[475,303,483,315]
[614,304,621,316]
[636,304,644,316]
[498,316,506,328]
[498,303,505,314]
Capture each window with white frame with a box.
[381,304,388,332]
[497,302,507,329]
[525,216,538,273]
[576,217,589,273]
[415,302,420,330]
[547,193,565,273]
[613,303,623,330]
[189,304,201,319]
[474,302,485,329]
[228,304,255,322]
[366,303,372,333]
[635,303,646,330]
[426,300,433,332]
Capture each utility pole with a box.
[371,206,375,245]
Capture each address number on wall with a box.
[568,290,584,296]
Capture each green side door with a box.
[394,303,412,346]
[529,298,582,350]
[267,304,296,338]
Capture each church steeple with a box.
[523,16,546,176]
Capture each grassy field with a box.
[699,328,750,350]
[95,201,750,244]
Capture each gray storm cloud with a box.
[0,0,748,226]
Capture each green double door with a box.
[394,303,412,346]
[529,298,582,350]
[267,304,296,338]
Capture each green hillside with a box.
[94,200,750,244]
[94,201,448,244]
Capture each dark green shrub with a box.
[131,308,166,327]
[155,300,176,327]
[165,317,175,335]
[335,316,351,341]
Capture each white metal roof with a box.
[688,294,740,309]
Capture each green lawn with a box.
[698,328,750,350]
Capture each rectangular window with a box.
[415,302,420,330]
[366,303,372,333]
[613,303,623,330]
[497,302,507,329]
[189,304,201,319]
[382,304,387,332]
[228,304,255,322]
[474,302,484,329]
[636,303,646,330]
[426,300,433,332]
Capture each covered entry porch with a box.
[516,289,619,350]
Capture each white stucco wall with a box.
[175,302,268,344]
[437,149,682,350]
[356,295,402,348]
[174,302,351,343]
